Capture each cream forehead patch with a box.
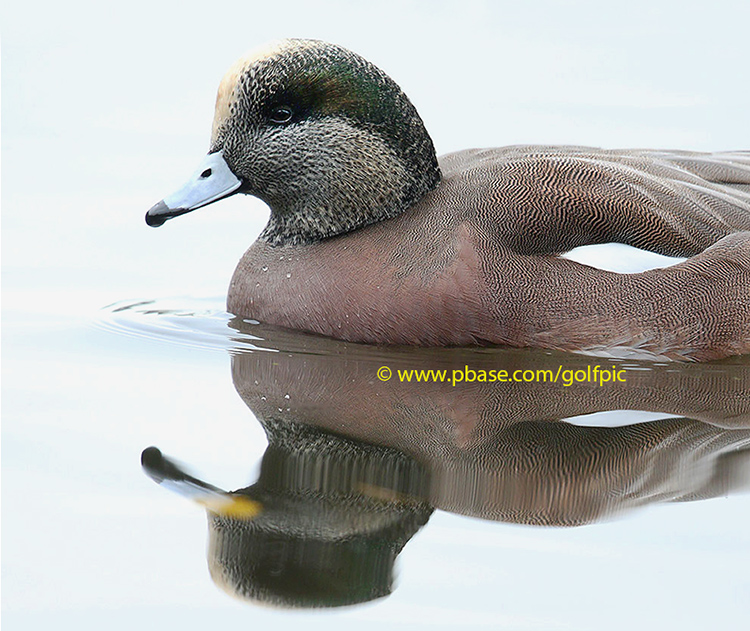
[210,39,318,143]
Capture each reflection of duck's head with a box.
[145,38,440,245]
[142,420,432,609]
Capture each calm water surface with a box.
[7,296,747,629]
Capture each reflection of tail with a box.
[673,446,750,502]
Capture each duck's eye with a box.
[269,106,294,125]
[200,169,212,178]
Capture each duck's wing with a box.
[440,147,750,257]
[616,149,750,194]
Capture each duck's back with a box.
[438,147,750,257]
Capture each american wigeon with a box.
[146,39,750,360]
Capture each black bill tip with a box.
[145,200,174,227]
[141,446,180,485]
[141,446,164,470]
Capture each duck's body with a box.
[146,39,750,361]
[230,147,750,359]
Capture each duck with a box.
[145,38,750,361]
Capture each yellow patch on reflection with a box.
[200,494,263,519]
[358,482,421,506]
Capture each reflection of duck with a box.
[231,323,750,524]
[146,39,750,360]
[142,324,750,607]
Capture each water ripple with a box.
[95,297,266,354]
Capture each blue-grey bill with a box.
[145,150,242,227]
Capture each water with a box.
[5,1,750,629]
[6,291,750,628]
[33,300,750,617]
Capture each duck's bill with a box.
[145,150,242,227]
[141,446,262,518]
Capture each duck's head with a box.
[146,39,441,245]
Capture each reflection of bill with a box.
[143,322,750,608]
